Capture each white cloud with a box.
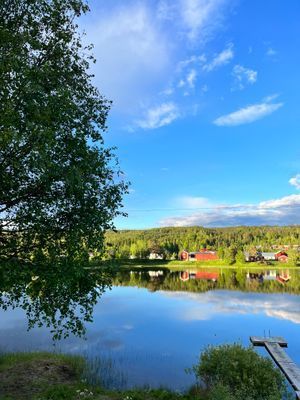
[175,196,209,208]
[82,0,235,123]
[161,87,174,96]
[266,47,277,57]
[177,54,207,72]
[263,93,280,103]
[258,194,300,209]
[159,194,300,227]
[186,69,197,88]
[176,69,197,94]
[232,64,257,90]
[213,98,283,126]
[289,175,300,190]
[136,102,180,129]
[202,43,234,72]
[180,0,229,42]
[83,3,171,112]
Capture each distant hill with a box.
[105,226,300,260]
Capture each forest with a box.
[105,226,300,263]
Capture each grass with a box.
[0,352,85,400]
[0,352,200,400]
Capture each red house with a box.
[180,249,218,261]
[275,251,288,263]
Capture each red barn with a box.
[180,249,218,261]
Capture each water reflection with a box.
[113,267,300,294]
[1,264,300,390]
[0,261,112,339]
[1,264,299,340]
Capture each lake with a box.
[1,266,300,391]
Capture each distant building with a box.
[244,250,288,263]
[149,252,164,260]
[180,249,218,261]
[275,251,289,263]
[261,252,276,261]
[244,251,260,262]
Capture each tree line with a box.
[105,226,300,264]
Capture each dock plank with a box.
[265,343,300,391]
[250,336,287,347]
[250,336,300,398]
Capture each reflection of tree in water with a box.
[113,267,300,295]
[0,261,113,340]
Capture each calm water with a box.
[1,266,300,390]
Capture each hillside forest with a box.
[105,226,300,264]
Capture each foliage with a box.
[192,344,289,400]
[0,0,127,262]
[105,226,300,263]
[0,349,296,400]
[0,260,113,339]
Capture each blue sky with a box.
[81,0,300,229]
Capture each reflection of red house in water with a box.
[276,271,290,284]
[180,249,218,261]
[180,271,190,281]
[195,271,219,281]
[179,270,219,281]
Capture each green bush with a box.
[192,344,291,400]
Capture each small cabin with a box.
[245,250,289,263]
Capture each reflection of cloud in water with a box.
[266,310,300,325]
[163,290,300,325]
[122,324,134,330]
[101,339,124,350]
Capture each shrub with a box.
[192,344,290,400]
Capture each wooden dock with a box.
[250,336,300,399]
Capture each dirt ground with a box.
[0,357,77,399]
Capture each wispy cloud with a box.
[159,194,300,227]
[177,68,198,95]
[83,0,235,124]
[289,175,300,190]
[179,0,230,42]
[175,196,210,208]
[202,43,234,72]
[213,96,283,126]
[232,64,257,90]
[186,69,197,88]
[136,102,180,129]
[83,3,171,112]
[266,47,277,57]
